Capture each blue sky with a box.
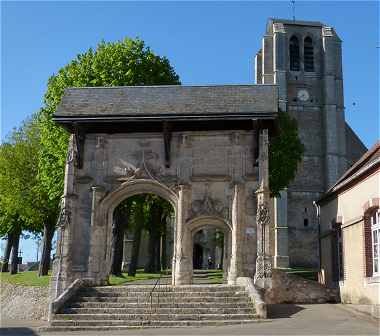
[1,1,379,262]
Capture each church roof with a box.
[268,18,324,27]
[55,84,278,120]
[317,141,380,204]
[54,84,278,134]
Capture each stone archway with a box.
[88,179,179,285]
[185,216,232,283]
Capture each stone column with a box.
[50,135,77,300]
[173,185,192,285]
[254,129,272,289]
[87,185,107,285]
[274,189,290,268]
[227,184,244,285]
[262,34,274,84]
[273,22,287,112]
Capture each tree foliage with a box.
[0,117,56,273]
[38,38,181,202]
[0,118,45,237]
[269,111,305,197]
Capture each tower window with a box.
[304,218,309,227]
[289,36,300,71]
[304,37,315,72]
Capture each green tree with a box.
[39,37,180,202]
[0,118,46,274]
[37,38,180,276]
[127,195,147,277]
[269,111,305,197]
[144,195,173,273]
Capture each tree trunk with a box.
[38,222,55,276]
[155,235,161,272]
[111,210,127,276]
[144,203,162,273]
[10,228,21,274]
[161,220,167,270]
[220,243,224,270]
[1,232,14,272]
[128,201,144,277]
[128,225,142,277]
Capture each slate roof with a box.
[318,141,380,203]
[54,85,278,121]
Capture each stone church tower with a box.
[255,19,366,268]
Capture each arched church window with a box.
[289,36,300,71]
[304,37,315,72]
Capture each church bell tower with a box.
[255,18,349,268]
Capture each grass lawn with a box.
[282,267,319,281]
[108,270,162,285]
[203,269,223,281]
[0,271,51,287]
[0,268,224,287]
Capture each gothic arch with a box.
[289,35,300,71]
[304,36,315,72]
[90,179,178,283]
[187,215,232,236]
[185,215,232,278]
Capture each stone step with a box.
[69,301,252,309]
[75,296,250,304]
[47,319,259,331]
[52,313,255,322]
[87,284,239,292]
[81,285,242,293]
[76,291,246,298]
[62,307,255,315]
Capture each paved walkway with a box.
[1,304,379,336]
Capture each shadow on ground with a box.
[267,304,305,318]
[0,328,38,336]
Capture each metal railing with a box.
[149,268,170,313]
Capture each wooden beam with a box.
[163,121,172,168]
[73,123,85,169]
[252,119,260,167]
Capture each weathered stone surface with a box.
[264,270,339,304]
[0,282,49,320]
[46,284,258,331]
[260,18,366,269]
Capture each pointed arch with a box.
[304,36,315,72]
[289,35,300,71]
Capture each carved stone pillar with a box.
[227,184,244,285]
[87,185,107,285]
[50,136,76,301]
[173,185,192,285]
[254,129,272,289]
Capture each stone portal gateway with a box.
[51,85,277,299]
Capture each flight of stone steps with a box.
[48,284,258,331]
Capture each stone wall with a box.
[264,270,339,304]
[0,282,49,320]
[52,128,266,295]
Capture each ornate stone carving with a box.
[57,198,71,228]
[188,190,228,220]
[255,255,272,280]
[67,136,75,164]
[256,203,270,226]
[118,150,164,182]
